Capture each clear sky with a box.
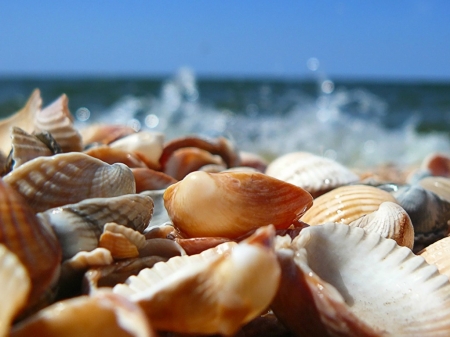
[0,0,449,80]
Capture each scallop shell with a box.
[272,223,450,336]
[113,226,280,335]
[164,171,313,238]
[0,179,61,311]
[9,127,54,169]
[3,152,136,212]
[34,94,83,152]
[419,176,450,202]
[266,151,359,198]
[37,194,153,259]
[0,244,31,337]
[393,184,450,252]
[10,291,156,337]
[0,89,41,155]
[349,201,414,249]
[302,184,398,226]
[420,237,450,280]
[132,168,177,193]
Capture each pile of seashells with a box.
[1,89,450,337]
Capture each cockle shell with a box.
[10,291,156,337]
[131,168,177,193]
[37,194,154,259]
[0,89,41,155]
[349,201,415,249]
[34,94,83,152]
[113,226,280,335]
[0,244,31,337]
[266,151,359,198]
[393,184,450,252]
[163,171,313,238]
[420,237,450,280]
[419,176,450,202]
[3,152,136,212]
[0,179,61,311]
[272,223,450,336]
[302,184,398,226]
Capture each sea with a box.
[1,68,450,169]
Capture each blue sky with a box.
[0,1,449,80]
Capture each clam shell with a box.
[132,168,177,193]
[0,89,41,155]
[393,185,450,252]
[266,151,359,198]
[104,223,146,249]
[420,236,450,280]
[419,176,450,202]
[238,151,268,173]
[302,184,398,226]
[164,171,313,238]
[3,152,136,212]
[84,145,148,168]
[0,179,61,310]
[0,244,31,337]
[10,291,155,337]
[138,238,186,258]
[80,124,137,146]
[9,127,53,169]
[37,194,154,260]
[272,223,450,336]
[99,231,139,260]
[349,201,415,249]
[113,226,280,335]
[34,94,83,152]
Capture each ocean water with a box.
[1,68,450,169]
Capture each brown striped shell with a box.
[3,152,136,212]
[163,171,313,238]
[301,184,398,226]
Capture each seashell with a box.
[420,237,450,280]
[175,237,233,255]
[0,89,41,155]
[159,135,241,170]
[0,179,61,312]
[349,201,415,249]
[421,152,450,177]
[198,163,227,173]
[34,94,83,152]
[272,223,450,337]
[104,223,146,249]
[80,124,137,146]
[0,244,31,337]
[141,189,171,228]
[113,226,280,336]
[3,152,136,212]
[266,151,359,198]
[84,145,148,168]
[164,171,313,238]
[164,147,225,180]
[9,127,54,169]
[301,184,397,226]
[393,184,450,252]
[10,291,156,337]
[132,167,177,193]
[238,151,268,173]
[37,194,154,260]
[419,176,450,202]
[99,231,140,260]
[109,131,165,170]
[144,222,181,240]
[138,238,186,258]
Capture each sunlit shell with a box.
[302,184,397,226]
[132,168,177,193]
[113,226,280,335]
[159,135,241,170]
[109,131,165,170]
[0,179,61,310]
[34,94,83,152]
[164,147,225,180]
[349,201,414,249]
[266,151,359,198]
[0,244,31,337]
[37,194,153,260]
[420,237,450,280]
[272,223,450,336]
[419,176,450,202]
[99,231,139,260]
[10,291,155,337]
[3,152,136,212]
[393,184,450,252]
[164,171,313,238]
[84,145,148,168]
[0,89,42,155]
[9,127,54,169]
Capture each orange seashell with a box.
[164,171,313,238]
[132,167,177,193]
[80,123,137,146]
[99,231,140,260]
[84,145,148,168]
